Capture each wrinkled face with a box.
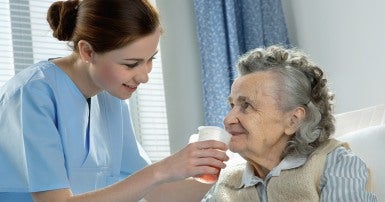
[224,71,293,160]
[89,29,161,100]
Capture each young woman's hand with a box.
[152,140,229,183]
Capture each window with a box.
[127,1,170,162]
[128,49,171,162]
[0,0,170,162]
[0,0,15,86]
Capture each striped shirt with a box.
[203,146,377,201]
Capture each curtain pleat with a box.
[193,0,290,126]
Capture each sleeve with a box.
[0,82,69,192]
[320,146,377,201]
[119,101,151,179]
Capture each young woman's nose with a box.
[134,62,151,84]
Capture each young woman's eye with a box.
[145,57,155,65]
[125,63,139,68]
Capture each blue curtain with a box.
[193,0,290,127]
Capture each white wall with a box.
[156,1,205,153]
[282,0,385,113]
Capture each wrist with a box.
[148,160,171,185]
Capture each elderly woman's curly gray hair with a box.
[236,45,335,156]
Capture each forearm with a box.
[69,167,212,202]
[33,140,228,202]
[144,178,212,202]
[74,164,164,202]
[33,164,164,202]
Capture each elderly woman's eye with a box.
[228,103,235,109]
[241,102,250,109]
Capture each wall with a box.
[156,1,205,153]
[282,0,385,113]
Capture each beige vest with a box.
[211,139,369,202]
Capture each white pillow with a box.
[334,104,385,137]
[337,125,385,201]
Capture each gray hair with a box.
[236,45,335,156]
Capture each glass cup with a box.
[189,126,231,184]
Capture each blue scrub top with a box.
[0,61,151,201]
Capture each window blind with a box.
[29,0,72,62]
[128,50,171,162]
[128,0,170,162]
[0,0,15,86]
[0,0,170,162]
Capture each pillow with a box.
[337,125,385,201]
[334,104,385,137]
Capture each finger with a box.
[194,140,228,150]
[193,165,222,176]
[188,153,228,169]
[193,148,229,161]
[194,157,227,169]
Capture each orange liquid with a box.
[194,167,221,184]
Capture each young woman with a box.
[0,0,228,201]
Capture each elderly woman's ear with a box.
[284,107,306,136]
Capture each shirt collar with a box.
[240,154,308,188]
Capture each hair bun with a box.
[46,0,79,41]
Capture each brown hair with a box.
[47,0,160,53]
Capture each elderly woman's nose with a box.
[224,110,238,125]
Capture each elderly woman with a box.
[205,46,376,201]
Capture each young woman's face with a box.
[89,29,161,100]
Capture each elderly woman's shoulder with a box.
[217,163,246,188]
[313,138,349,156]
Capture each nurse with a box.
[0,0,228,201]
